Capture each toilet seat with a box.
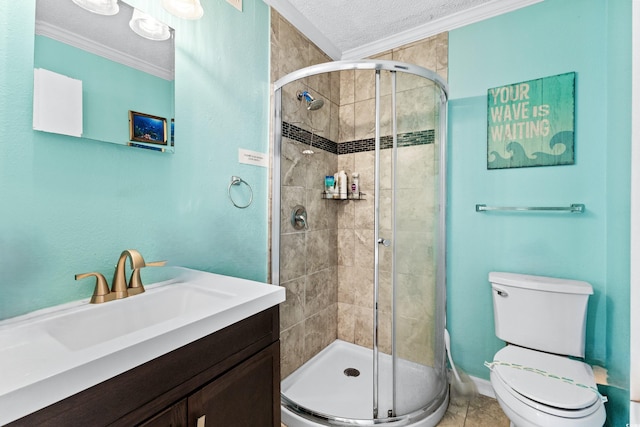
[491,346,602,418]
[491,367,602,420]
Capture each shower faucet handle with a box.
[291,205,308,230]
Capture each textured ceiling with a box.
[265,0,543,59]
[290,0,493,53]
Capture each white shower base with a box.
[282,340,448,426]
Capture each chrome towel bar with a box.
[475,203,585,213]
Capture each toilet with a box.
[487,272,606,427]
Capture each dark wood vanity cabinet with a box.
[186,343,279,427]
[9,307,281,427]
[139,400,187,427]
[139,343,280,427]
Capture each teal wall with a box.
[1,0,633,424]
[0,0,270,320]
[447,0,630,424]
[34,35,174,145]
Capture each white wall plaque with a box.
[238,149,267,168]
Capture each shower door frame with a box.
[273,59,449,426]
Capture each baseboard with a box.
[631,401,640,425]
[447,369,495,399]
[470,375,495,398]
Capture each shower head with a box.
[297,90,324,111]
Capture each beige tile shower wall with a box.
[271,10,340,144]
[279,142,339,378]
[336,150,377,348]
[337,34,447,367]
[271,10,341,380]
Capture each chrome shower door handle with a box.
[377,238,391,247]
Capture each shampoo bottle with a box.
[338,170,348,199]
[351,172,359,198]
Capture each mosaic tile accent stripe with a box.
[283,122,434,156]
[282,122,338,154]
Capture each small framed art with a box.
[129,110,167,145]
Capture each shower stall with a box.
[272,60,448,426]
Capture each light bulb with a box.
[129,9,171,41]
[162,0,204,20]
[71,0,119,16]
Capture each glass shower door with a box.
[392,71,447,416]
[375,69,448,419]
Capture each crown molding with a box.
[343,0,543,59]
[265,0,542,61]
[35,19,174,81]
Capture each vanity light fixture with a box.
[162,0,204,20]
[129,8,172,41]
[71,0,119,16]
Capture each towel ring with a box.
[228,176,253,209]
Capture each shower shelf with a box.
[321,191,366,200]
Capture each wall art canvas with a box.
[487,72,575,169]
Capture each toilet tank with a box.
[490,272,593,358]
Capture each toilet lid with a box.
[492,346,599,410]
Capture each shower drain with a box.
[343,368,360,377]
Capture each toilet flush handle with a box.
[493,286,509,297]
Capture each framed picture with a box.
[129,111,167,145]
[487,72,575,169]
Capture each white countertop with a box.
[0,267,285,425]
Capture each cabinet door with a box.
[188,342,280,427]
[138,399,187,427]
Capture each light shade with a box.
[71,0,119,16]
[162,0,204,20]
[129,9,172,41]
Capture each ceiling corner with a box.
[264,0,343,60]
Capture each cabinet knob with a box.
[197,415,206,427]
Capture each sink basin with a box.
[46,285,234,351]
[0,267,285,426]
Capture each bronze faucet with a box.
[111,249,146,299]
[128,260,167,296]
[74,272,114,304]
[76,250,167,303]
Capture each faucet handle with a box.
[75,272,115,304]
[127,260,167,296]
[145,260,168,267]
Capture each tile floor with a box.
[437,390,510,427]
[281,389,510,427]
